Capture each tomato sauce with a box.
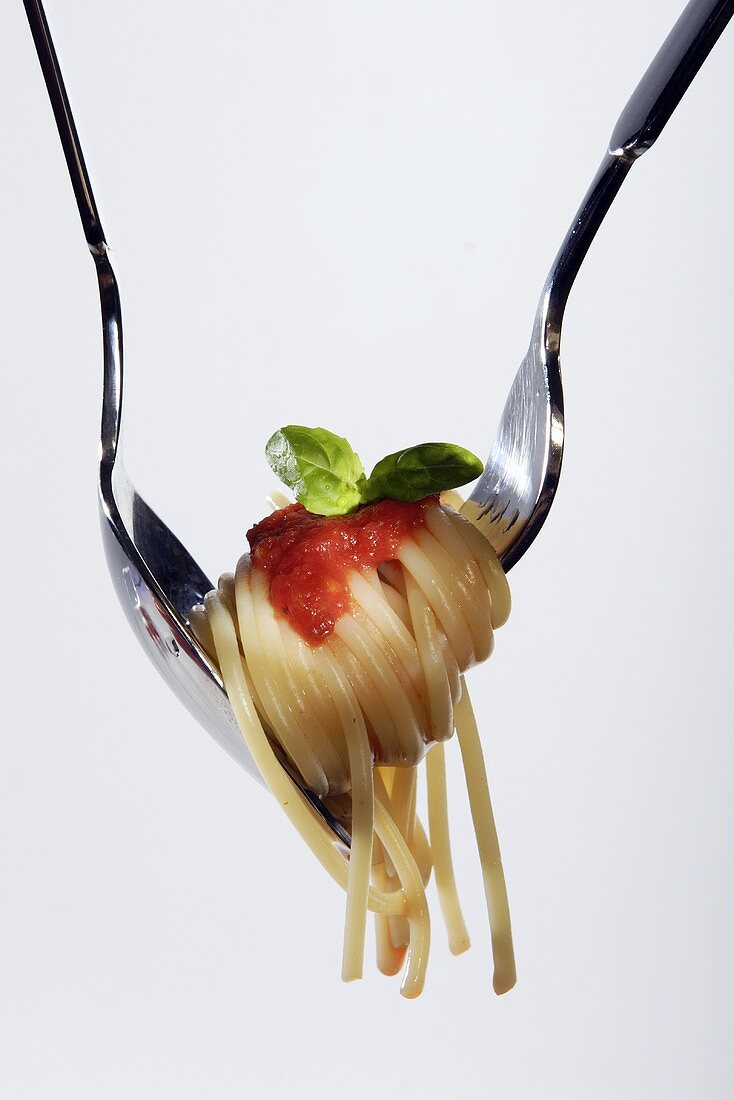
[247,496,436,644]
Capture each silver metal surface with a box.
[23,0,351,845]
[470,0,733,571]
[468,155,629,568]
[23,0,732,835]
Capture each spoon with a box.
[23,0,733,842]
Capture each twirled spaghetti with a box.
[190,493,515,998]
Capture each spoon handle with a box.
[23,0,106,253]
[609,0,734,157]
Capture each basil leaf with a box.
[265,425,366,515]
[364,442,484,503]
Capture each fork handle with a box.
[609,0,734,157]
[547,0,732,319]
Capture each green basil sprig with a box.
[362,443,483,504]
[266,425,484,516]
[265,426,366,517]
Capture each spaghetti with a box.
[190,493,515,998]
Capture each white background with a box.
[1,2,733,1097]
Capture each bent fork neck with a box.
[540,153,631,356]
[542,0,732,348]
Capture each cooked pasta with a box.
[190,493,515,998]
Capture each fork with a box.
[23,0,733,842]
[467,0,733,568]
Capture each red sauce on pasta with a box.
[247,497,436,643]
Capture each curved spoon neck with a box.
[94,251,124,471]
